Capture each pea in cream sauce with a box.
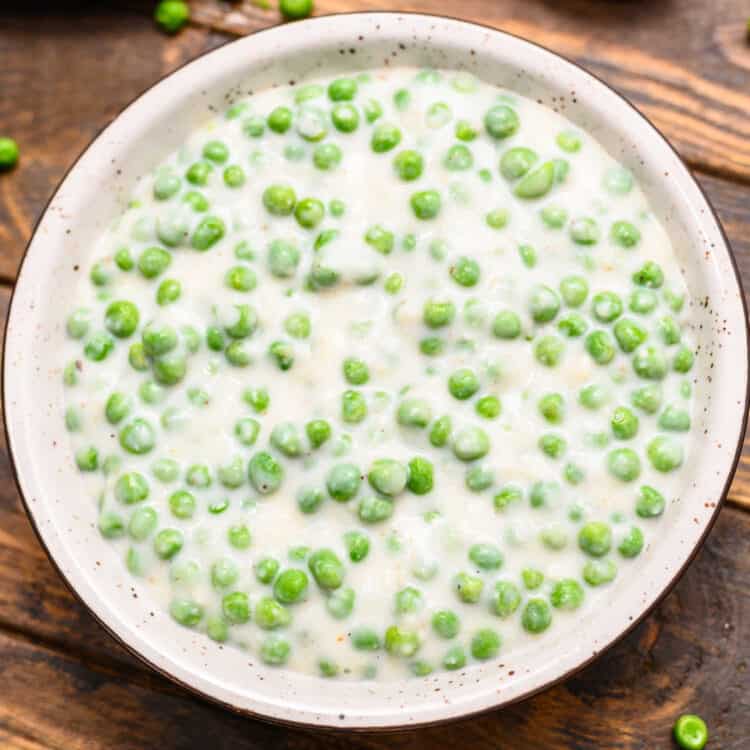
[63,67,695,680]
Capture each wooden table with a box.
[1,1,749,747]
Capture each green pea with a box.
[259,634,290,666]
[152,458,179,483]
[262,184,296,217]
[447,368,479,400]
[629,289,658,315]
[265,106,292,134]
[321,586,353,621]
[633,346,668,380]
[251,558,279,586]
[357,495,394,524]
[658,404,691,432]
[216,456,245,489]
[312,142,342,170]
[618,526,644,558]
[636,485,666,518]
[673,715,708,750]
[329,102,358,133]
[583,558,617,586]
[247,451,283,494]
[484,105,519,139]
[154,528,183,560]
[209,557,238,590]
[185,159,213,186]
[325,462,360,502]
[349,627,381,652]
[604,165,633,194]
[530,285,561,324]
[452,426,490,461]
[125,506,157,542]
[119,418,155,455]
[423,299,455,328]
[273,568,308,604]
[66,308,91,340]
[569,217,600,245]
[647,436,683,472]
[340,531,369,563]
[268,340,294,371]
[578,521,612,557]
[293,197,324,230]
[591,291,623,323]
[104,392,131,425]
[492,484,523,511]
[251,597,289,631]
[294,486,322,515]
[367,459,407,497]
[393,586,423,615]
[95,509,124,539]
[610,220,641,248]
[185,463,211,488]
[521,598,552,633]
[673,346,694,373]
[234,417,260,447]
[326,77,357,101]
[341,390,367,423]
[391,149,423,181]
[539,433,566,459]
[370,121,401,153]
[492,310,521,339]
[491,580,521,618]
[559,275,589,308]
[142,322,178,357]
[169,598,203,628]
[454,572,484,604]
[200,140,228,164]
[540,205,568,229]
[529,480,559,509]
[556,130,581,152]
[632,260,664,288]
[486,208,509,229]
[307,548,345,591]
[83,331,114,362]
[223,265,256,294]
[535,335,565,367]
[521,567,544,590]
[476,395,501,420]
[608,447,642,481]
[305,419,332,449]
[270,423,303,458]
[611,318,647,353]
[466,464,494,492]
[611,406,639,440]
[585,330,616,365]
[550,579,584,610]
[384,625,421,658]
[538,393,564,424]
[410,190,441,220]
[441,143,472,171]
[397,398,432,429]
[513,160,554,199]
[428,415,451,447]
[468,543,503,571]
[403,456,432,495]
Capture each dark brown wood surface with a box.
[0,2,749,747]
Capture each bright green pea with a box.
[331,102,359,133]
[538,393,565,424]
[119,418,155,455]
[169,598,203,628]
[210,557,239,590]
[541,205,568,229]
[341,390,367,423]
[618,526,644,558]
[583,558,617,586]
[636,485,666,518]
[270,422,303,458]
[410,190,441,220]
[530,285,561,323]
[559,275,589,308]
[308,548,345,591]
[521,598,552,633]
[529,480,559,509]
[632,260,664,288]
[154,528,183,560]
[476,395,501,419]
[234,417,260,447]
[344,531,370,563]
[633,346,668,380]
[83,331,114,362]
[405,456,433,495]
[471,628,501,660]
[391,148,423,180]
[591,291,623,323]
[673,714,708,750]
[273,568,308,604]
[449,256,480,287]
[611,220,641,248]
[491,580,521,617]
[550,579,584,610]
[97,510,125,539]
[452,426,490,461]
[357,495,394,524]
[454,572,484,604]
[254,596,290,630]
[394,586,423,615]
[247,452,283,494]
[262,184,296,216]
[306,419,331,449]
[66,308,91,339]
[294,197,325,230]
[492,310,521,339]
[585,330,616,365]
[468,543,503,571]
[608,448,641,481]
[611,406,639,439]
[486,208,509,229]
[367,459,407,497]
[535,335,565,367]
[429,415,452,447]
[384,625,421,658]
[371,122,401,153]
[423,299,455,328]
[466,464,494,492]
[443,143,473,171]
[556,130,581,152]
[351,627,380,651]
[647,436,683,472]
[312,142,342,170]
[500,147,537,180]
[326,463,361,502]
[673,346,694,373]
[448,368,480,400]
[397,398,432,428]
[539,433,566,459]
[578,521,612,557]
[268,340,294,370]
[484,105,519,139]
[658,404,691,432]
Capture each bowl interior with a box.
[4,13,747,729]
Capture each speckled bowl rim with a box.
[3,12,749,731]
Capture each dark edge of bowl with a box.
[2,10,749,734]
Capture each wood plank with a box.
[189,0,750,185]
[0,506,747,749]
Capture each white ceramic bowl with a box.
[4,12,748,730]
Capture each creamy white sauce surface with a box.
[62,67,696,681]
